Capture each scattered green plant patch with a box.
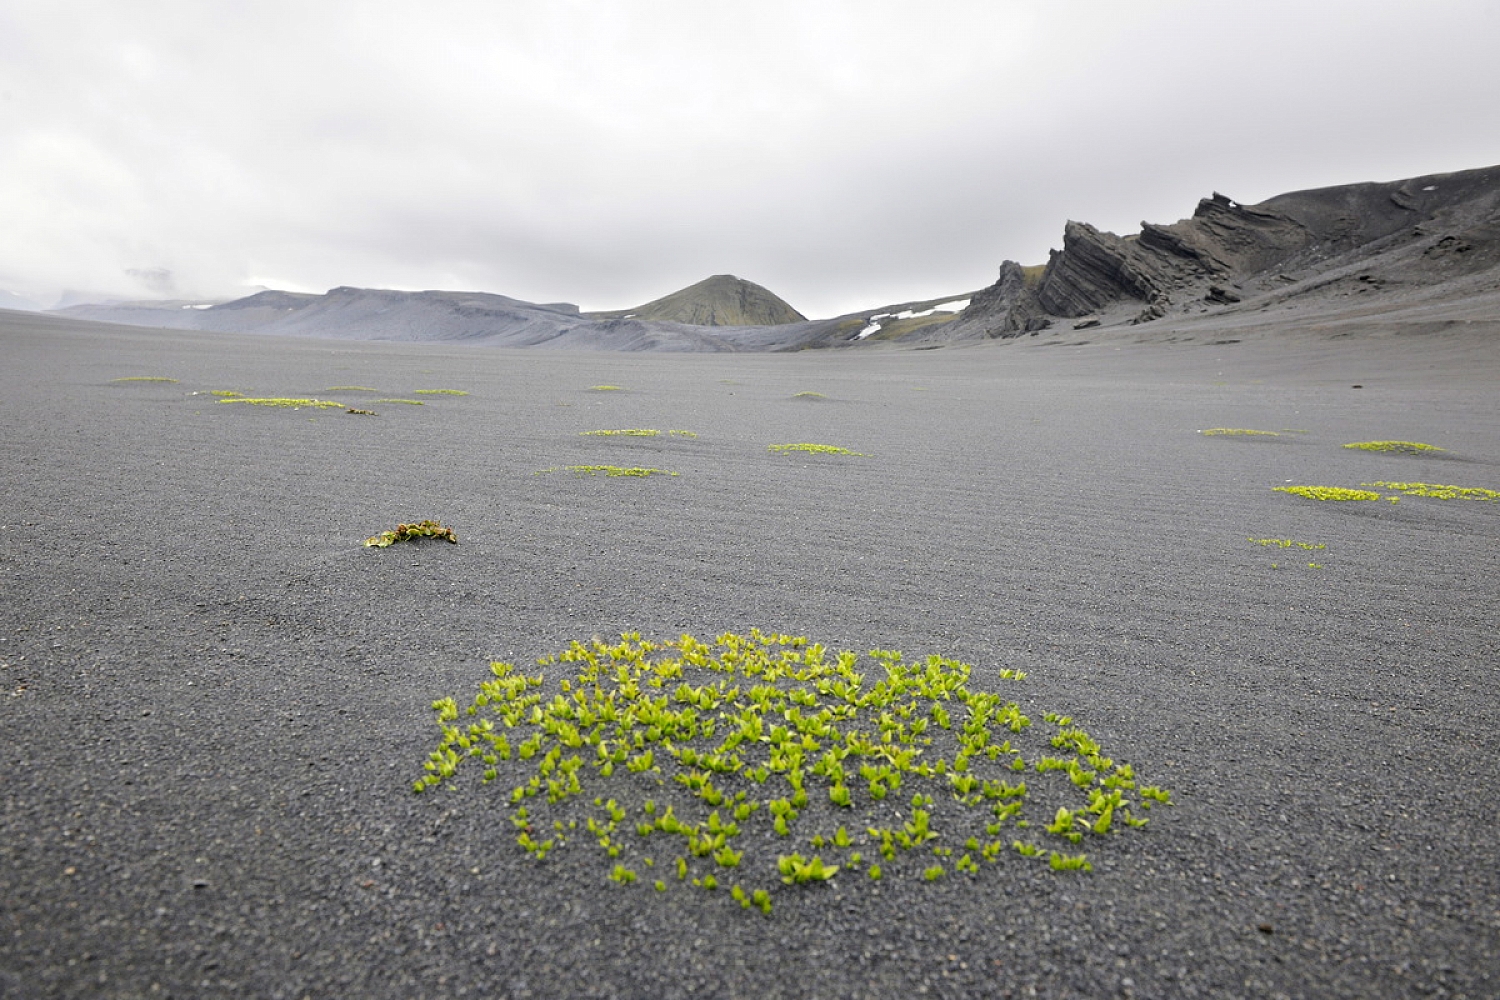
[111,376,179,383]
[326,386,379,392]
[219,397,345,409]
[346,408,378,416]
[589,385,626,392]
[364,519,458,548]
[1273,486,1382,502]
[1249,538,1326,550]
[1364,481,1500,501]
[210,390,245,397]
[414,389,470,396]
[1200,428,1279,437]
[669,430,698,438]
[416,631,1173,913]
[537,465,678,478]
[768,443,870,457]
[791,392,827,399]
[1343,441,1444,454]
[375,398,424,405]
[581,429,661,437]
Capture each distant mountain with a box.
[0,290,43,312]
[588,274,806,326]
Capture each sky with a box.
[2,1,1498,319]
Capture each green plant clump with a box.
[1200,428,1279,437]
[1343,441,1444,454]
[589,385,626,392]
[1273,486,1382,502]
[364,519,458,547]
[375,398,424,405]
[111,376,179,383]
[416,631,1172,913]
[219,397,345,409]
[1249,538,1325,550]
[326,386,379,392]
[414,389,470,395]
[768,443,869,457]
[1365,481,1499,501]
[539,465,678,478]
[581,429,661,437]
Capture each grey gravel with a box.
[1,311,1497,999]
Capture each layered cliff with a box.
[950,163,1500,339]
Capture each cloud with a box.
[2,1,1498,316]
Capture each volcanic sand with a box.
[1,310,1497,998]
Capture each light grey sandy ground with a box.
[1,312,1497,998]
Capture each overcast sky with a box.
[2,1,1498,318]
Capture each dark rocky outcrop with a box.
[955,163,1500,337]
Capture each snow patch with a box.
[852,300,969,340]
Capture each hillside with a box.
[938,163,1500,343]
[586,274,806,326]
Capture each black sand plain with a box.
[2,310,1497,999]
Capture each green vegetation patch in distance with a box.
[581,429,660,437]
[414,389,469,395]
[111,376,179,383]
[589,385,626,392]
[1273,486,1382,502]
[769,443,869,457]
[1200,428,1279,436]
[326,386,379,392]
[219,397,345,409]
[1365,481,1500,501]
[1343,441,1443,454]
[538,465,678,478]
[1249,538,1325,550]
[416,631,1173,913]
[375,398,424,405]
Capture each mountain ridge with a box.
[47,163,1500,351]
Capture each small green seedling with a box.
[364,519,458,547]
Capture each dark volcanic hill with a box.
[587,274,806,326]
[940,163,1500,342]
